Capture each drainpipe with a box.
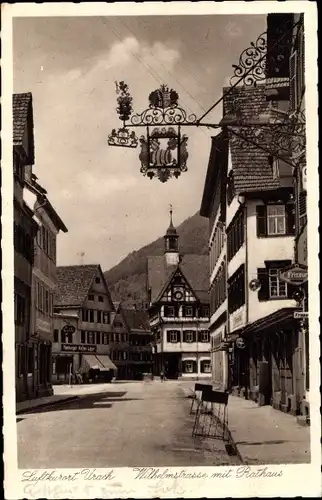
[238,195,249,399]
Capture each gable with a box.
[87,266,115,311]
[160,268,198,303]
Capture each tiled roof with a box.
[13,92,35,164]
[223,85,282,193]
[55,264,100,307]
[148,255,209,304]
[121,308,151,333]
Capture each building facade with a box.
[201,81,303,414]
[147,212,211,379]
[13,93,39,402]
[53,265,116,382]
[23,172,68,397]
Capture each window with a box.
[164,306,175,317]
[103,333,109,345]
[96,332,101,344]
[81,331,85,343]
[88,294,94,301]
[61,331,73,343]
[103,312,110,324]
[53,329,59,343]
[167,330,179,343]
[200,360,211,373]
[267,205,286,235]
[95,277,100,284]
[114,320,123,328]
[15,294,25,325]
[45,290,49,315]
[184,306,193,317]
[97,310,102,323]
[227,171,235,205]
[82,309,89,322]
[27,346,34,375]
[122,334,127,343]
[89,309,95,323]
[201,306,209,318]
[98,296,104,303]
[200,330,210,343]
[257,260,293,302]
[299,191,307,230]
[87,331,95,344]
[210,261,226,314]
[228,264,245,314]
[256,203,295,237]
[268,269,288,298]
[183,330,194,343]
[183,360,197,373]
[227,208,244,261]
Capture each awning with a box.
[95,355,117,371]
[80,355,102,373]
[242,307,297,337]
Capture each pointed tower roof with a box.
[165,205,178,236]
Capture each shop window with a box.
[27,346,34,375]
[200,360,211,373]
[183,360,197,373]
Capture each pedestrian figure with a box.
[160,370,164,382]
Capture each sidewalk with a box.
[16,383,117,414]
[182,385,310,465]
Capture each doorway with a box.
[165,354,180,379]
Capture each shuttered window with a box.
[257,260,296,302]
[228,264,245,314]
[256,203,295,237]
[183,360,197,373]
[227,208,244,261]
[167,330,180,343]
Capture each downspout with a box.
[238,194,248,399]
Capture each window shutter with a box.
[257,268,269,301]
[287,283,298,301]
[192,361,197,373]
[286,203,296,235]
[167,331,171,343]
[256,205,267,237]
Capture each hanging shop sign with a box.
[61,324,76,335]
[279,263,308,286]
[249,278,261,292]
[61,344,96,353]
[301,165,307,192]
[236,337,246,349]
[108,82,196,183]
[293,311,309,319]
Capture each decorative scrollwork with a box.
[108,127,138,148]
[131,105,197,127]
[230,32,267,87]
[115,81,133,122]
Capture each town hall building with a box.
[147,210,211,379]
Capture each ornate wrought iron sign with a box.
[108,82,196,182]
[230,31,267,87]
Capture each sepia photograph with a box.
[2,2,320,498]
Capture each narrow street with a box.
[17,381,241,469]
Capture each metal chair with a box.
[190,383,212,415]
[192,389,229,441]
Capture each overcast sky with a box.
[13,14,266,271]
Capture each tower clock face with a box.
[173,287,184,301]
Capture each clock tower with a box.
[164,206,179,267]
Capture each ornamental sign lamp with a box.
[108,81,197,183]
